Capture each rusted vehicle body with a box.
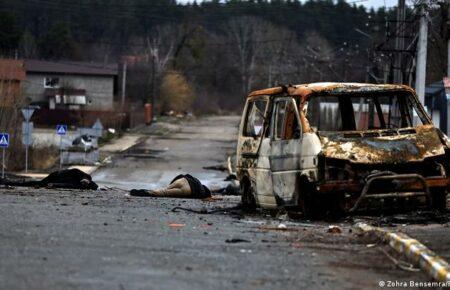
[236,83,449,214]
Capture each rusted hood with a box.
[319,125,445,164]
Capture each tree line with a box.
[0,0,405,113]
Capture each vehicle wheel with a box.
[241,179,256,212]
[430,189,447,211]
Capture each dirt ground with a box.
[0,116,448,290]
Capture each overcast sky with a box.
[176,0,400,9]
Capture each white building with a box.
[23,60,118,111]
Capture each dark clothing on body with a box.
[170,174,211,198]
[0,169,98,190]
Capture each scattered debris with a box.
[327,225,342,234]
[171,207,209,214]
[168,223,185,228]
[225,238,251,243]
[378,211,450,225]
[277,213,289,221]
[239,249,252,253]
[259,225,300,232]
[171,205,243,215]
[203,165,228,172]
[278,223,287,229]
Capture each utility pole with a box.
[151,49,156,120]
[415,2,428,106]
[121,61,127,110]
[447,2,450,76]
[394,0,406,84]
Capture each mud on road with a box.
[0,116,448,289]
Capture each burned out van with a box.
[236,83,450,215]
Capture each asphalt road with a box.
[0,115,448,290]
[93,116,238,191]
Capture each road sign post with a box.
[22,122,33,172]
[59,135,62,170]
[22,107,36,173]
[26,122,28,172]
[2,147,4,179]
[0,133,10,179]
[56,125,67,170]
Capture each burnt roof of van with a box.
[248,82,414,99]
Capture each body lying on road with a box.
[130,174,211,199]
[0,168,98,190]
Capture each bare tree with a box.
[125,24,199,108]
[259,24,298,87]
[227,16,271,96]
[300,31,337,82]
[145,26,178,75]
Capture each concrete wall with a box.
[23,73,115,110]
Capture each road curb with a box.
[355,222,450,282]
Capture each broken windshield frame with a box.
[305,92,429,132]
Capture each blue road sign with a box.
[0,133,9,148]
[56,125,68,135]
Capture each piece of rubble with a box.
[168,223,185,228]
[327,225,342,234]
[225,238,250,243]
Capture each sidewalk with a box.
[99,134,143,153]
[14,133,144,179]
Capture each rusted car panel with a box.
[236,82,449,214]
[320,125,445,164]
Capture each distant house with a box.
[23,60,118,111]
[0,59,26,107]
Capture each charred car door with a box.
[269,97,303,206]
[236,95,276,207]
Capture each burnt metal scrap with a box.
[236,82,450,216]
[320,125,444,164]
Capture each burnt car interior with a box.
[272,99,301,140]
[306,92,428,132]
[244,97,301,140]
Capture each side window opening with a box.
[273,99,301,140]
[307,93,423,132]
[244,99,267,137]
